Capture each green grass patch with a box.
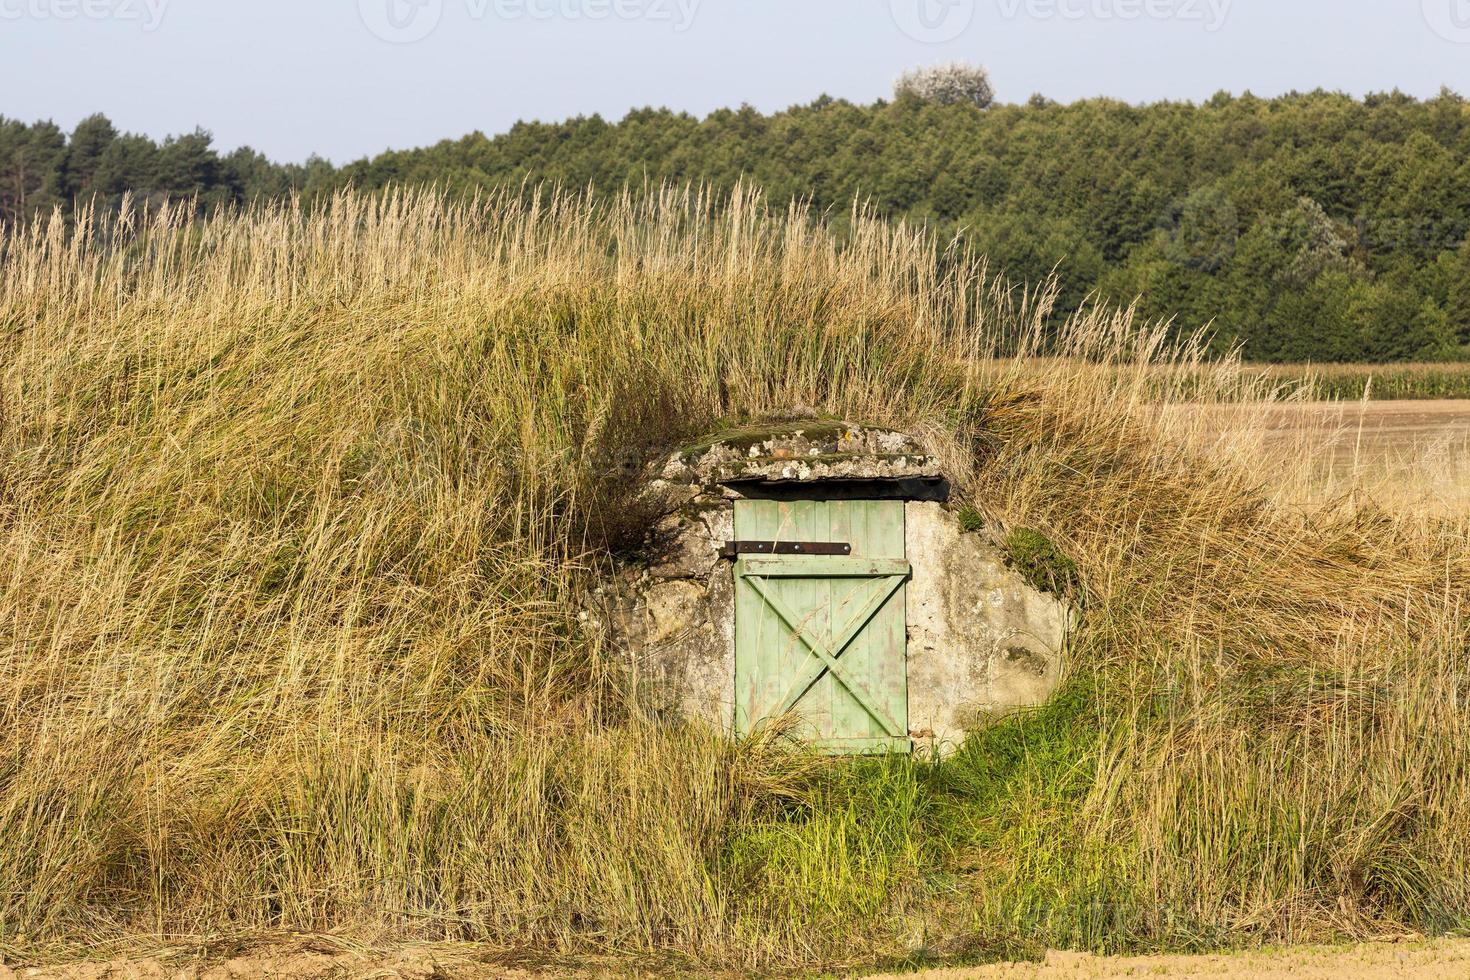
[1004,528,1082,599]
[719,681,1127,963]
[956,506,986,534]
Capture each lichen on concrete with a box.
[655,421,942,491]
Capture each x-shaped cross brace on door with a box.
[740,568,909,739]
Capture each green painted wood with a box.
[807,737,915,756]
[733,498,910,754]
[738,569,905,737]
[737,557,910,577]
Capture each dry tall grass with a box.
[1,187,1466,969]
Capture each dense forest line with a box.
[4,87,1470,361]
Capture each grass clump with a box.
[1,186,1469,971]
[1003,528,1082,598]
[956,505,986,533]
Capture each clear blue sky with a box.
[3,0,1469,163]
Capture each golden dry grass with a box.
[1,187,1467,971]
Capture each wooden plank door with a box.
[733,498,911,755]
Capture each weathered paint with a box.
[733,498,911,754]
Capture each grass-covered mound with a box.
[1,188,1467,971]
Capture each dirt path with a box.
[876,939,1470,980]
[0,946,571,980]
[7,940,1470,979]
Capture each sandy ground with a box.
[877,940,1470,980]
[7,940,1470,980]
[0,944,573,980]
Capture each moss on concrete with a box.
[956,506,986,534]
[1004,528,1081,598]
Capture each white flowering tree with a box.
[894,63,995,109]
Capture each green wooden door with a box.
[733,498,911,754]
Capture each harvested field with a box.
[1262,400,1470,514]
[1255,399,1470,466]
[1169,399,1470,514]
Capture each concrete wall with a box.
[600,424,1073,754]
[904,502,1070,753]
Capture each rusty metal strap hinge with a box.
[720,540,852,559]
